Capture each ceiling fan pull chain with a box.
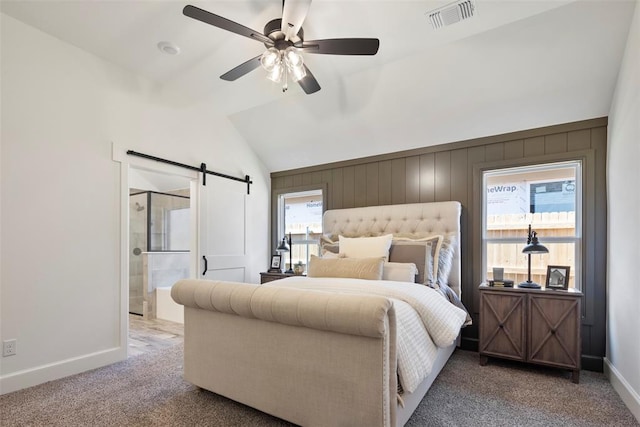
[282,67,289,92]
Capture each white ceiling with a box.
[1,0,635,172]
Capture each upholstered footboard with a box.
[172,279,399,427]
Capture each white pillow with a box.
[339,234,393,261]
[382,262,418,283]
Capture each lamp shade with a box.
[283,47,303,68]
[522,232,548,254]
[260,47,281,71]
[266,62,284,83]
[277,236,290,252]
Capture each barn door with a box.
[199,176,247,282]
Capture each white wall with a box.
[607,0,640,421]
[0,14,270,393]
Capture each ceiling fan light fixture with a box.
[289,63,306,82]
[283,47,303,68]
[282,47,305,82]
[260,45,305,85]
[260,47,281,71]
[266,62,284,83]
[182,3,379,95]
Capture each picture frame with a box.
[268,254,282,273]
[546,265,570,290]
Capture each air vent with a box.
[427,0,476,30]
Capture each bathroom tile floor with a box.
[128,314,183,357]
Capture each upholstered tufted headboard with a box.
[322,201,462,297]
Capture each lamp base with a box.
[518,281,541,289]
[284,269,294,274]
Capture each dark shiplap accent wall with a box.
[271,117,608,369]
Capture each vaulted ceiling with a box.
[1,0,635,171]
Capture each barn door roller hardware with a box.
[126,150,253,194]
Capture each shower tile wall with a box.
[149,192,190,251]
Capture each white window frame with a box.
[481,161,583,289]
[277,189,323,268]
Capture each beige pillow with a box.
[339,234,393,261]
[307,255,384,280]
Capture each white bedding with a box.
[265,277,467,392]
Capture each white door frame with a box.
[112,143,200,357]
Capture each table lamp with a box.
[519,224,549,289]
[276,232,294,274]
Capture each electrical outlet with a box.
[3,339,17,357]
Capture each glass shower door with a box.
[129,193,147,315]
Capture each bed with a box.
[171,201,467,426]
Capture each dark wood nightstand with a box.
[260,271,296,284]
[479,284,583,383]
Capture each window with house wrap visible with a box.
[277,189,323,272]
[482,161,582,289]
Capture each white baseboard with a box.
[0,346,126,395]
[604,357,640,423]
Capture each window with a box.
[482,161,582,289]
[277,189,323,271]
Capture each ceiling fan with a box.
[183,1,380,94]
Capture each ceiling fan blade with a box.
[297,65,321,94]
[281,0,312,40]
[220,55,263,81]
[298,38,380,55]
[183,5,273,46]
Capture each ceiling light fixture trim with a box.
[157,41,181,55]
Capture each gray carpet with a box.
[1,344,637,426]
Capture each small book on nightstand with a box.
[489,279,514,287]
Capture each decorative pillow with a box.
[382,262,418,283]
[322,243,339,254]
[307,255,384,280]
[320,235,336,245]
[388,235,441,286]
[339,234,393,261]
[436,235,456,287]
[321,250,341,259]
